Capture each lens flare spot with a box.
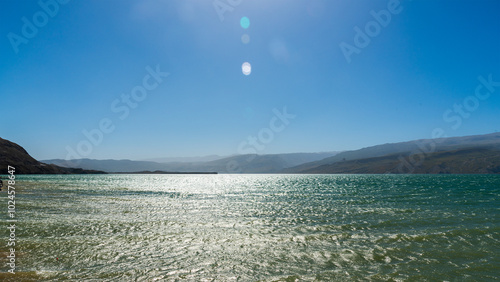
[240,17,250,29]
[242,62,251,75]
[241,34,250,44]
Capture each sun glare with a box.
[242,62,251,75]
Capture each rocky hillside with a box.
[286,132,500,174]
[0,137,106,174]
[295,146,500,174]
[288,132,500,173]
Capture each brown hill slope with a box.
[298,146,500,174]
[288,132,500,173]
[0,137,105,174]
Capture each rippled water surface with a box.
[1,174,499,281]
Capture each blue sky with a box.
[1,0,499,160]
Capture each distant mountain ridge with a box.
[43,152,340,173]
[286,132,500,174]
[293,145,500,174]
[141,155,225,163]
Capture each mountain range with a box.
[2,132,500,174]
[287,132,500,174]
[42,152,340,173]
[43,132,500,174]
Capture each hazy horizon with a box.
[2,0,499,161]
[35,131,499,163]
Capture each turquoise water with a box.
[1,174,499,281]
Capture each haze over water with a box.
[2,174,499,281]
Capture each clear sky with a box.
[1,0,499,160]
